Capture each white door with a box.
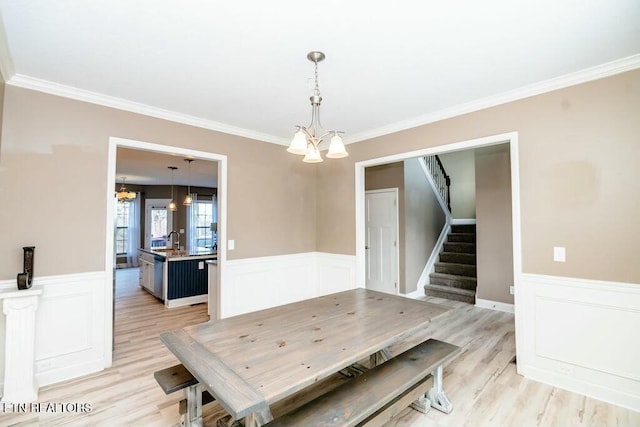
[145,199,173,249]
[365,189,399,294]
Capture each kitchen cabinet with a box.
[138,251,164,299]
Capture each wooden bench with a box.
[160,329,273,427]
[265,339,460,427]
[154,364,216,427]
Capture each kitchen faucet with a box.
[167,231,180,250]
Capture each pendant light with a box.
[183,159,194,206]
[168,166,178,211]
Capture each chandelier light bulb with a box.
[326,133,348,159]
[303,144,323,163]
[287,129,307,155]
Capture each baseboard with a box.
[475,298,514,313]
[516,273,640,412]
[418,221,450,289]
[165,294,207,308]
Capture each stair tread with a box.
[436,262,475,268]
[440,251,476,256]
[424,284,475,296]
[430,272,477,282]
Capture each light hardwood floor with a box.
[1,268,638,426]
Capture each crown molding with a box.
[346,54,640,144]
[6,74,289,146]
[4,54,639,147]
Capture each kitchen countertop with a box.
[139,247,217,261]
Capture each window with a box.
[115,202,130,254]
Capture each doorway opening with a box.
[104,137,227,368]
[355,131,522,306]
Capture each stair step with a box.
[443,242,476,254]
[439,252,476,265]
[424,284,475,304]
[451,224,476,234]
[429,272,477,290]
[447,233,475,243]
[435,262,476,277]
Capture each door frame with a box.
[365,188,400,295]
[104,136,227,368]
[354,130,522,365]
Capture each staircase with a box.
[425,224,477,304]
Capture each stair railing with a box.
[424,155,451,213]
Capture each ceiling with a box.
[1,1,639,149]
[116,147,218,187]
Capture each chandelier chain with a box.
[314,60,320,97]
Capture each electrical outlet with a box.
[228,240,235,250]
[198,261,204,270]
[553,246,566,262]
[509,286,514,295]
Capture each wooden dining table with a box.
[160,288,449,426]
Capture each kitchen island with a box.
[138,248,217,308]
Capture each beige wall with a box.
[0,86,317,279]
[475,145,514,303]
[403,158,446,293]
[0,79,5,153]
[365,162,405,291]
[317,70,640,284]
[439,150,476,219]
[2,70,639,285]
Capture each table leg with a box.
[183,384,203,427]
[243,408,274,427]
[428,365,453,414]
[369,347,392,367]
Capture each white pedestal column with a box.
[0,287,42,403]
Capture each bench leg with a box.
[182,384,203,427]
[410,365,453,415]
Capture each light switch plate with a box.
[228,240,235,250]
[553,246,566,262]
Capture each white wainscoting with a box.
[221,252,357,318]
[0,271,106,391]
[516,273,640,412]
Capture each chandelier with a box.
[116,177,136,203]
[287,51,348,163]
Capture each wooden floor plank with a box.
[1,269,638,426]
